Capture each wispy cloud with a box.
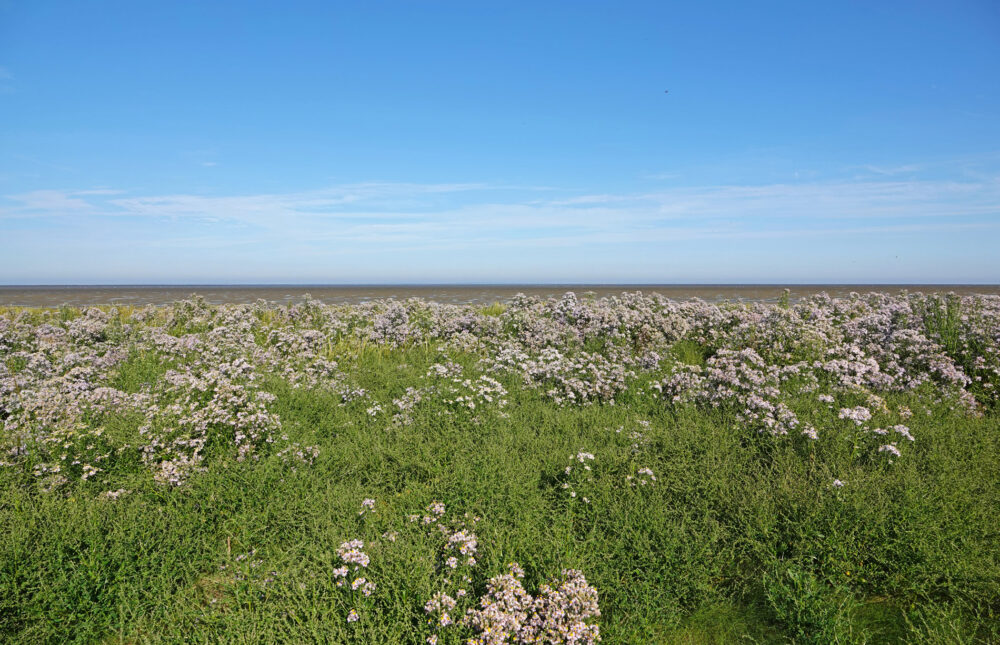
[4,189,99,212]
[2,178,998,254]
[857,164,923,176]
[640,171,682,181]
[102,182,494,224]
[76,188,125,196]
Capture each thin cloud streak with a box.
[2,178,999,274]
[4,178,998,224]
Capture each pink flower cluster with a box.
[465,564,601,645]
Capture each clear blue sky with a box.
[1,0,999,284]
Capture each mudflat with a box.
[2,283,999,307]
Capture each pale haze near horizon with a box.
[1,1,999,285]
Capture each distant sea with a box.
[2,285,999,308]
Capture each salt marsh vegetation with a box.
[1,291,999,643]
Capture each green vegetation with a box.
[1,294,999,643]
[1,346,997,643]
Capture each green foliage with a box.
[109,350,171,393]
[478,302,507,317]
[672,338,709,366]
[763,561,862,644]
[1,343,999,643]
[919,293,963,356]
[778,288,791,309]
[4,355,27,374]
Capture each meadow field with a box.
[1,291,998,644]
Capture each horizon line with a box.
[3,282,999,288]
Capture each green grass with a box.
[2,343,999,643]
[478,302,507,317]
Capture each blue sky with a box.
[1,0,999,284]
